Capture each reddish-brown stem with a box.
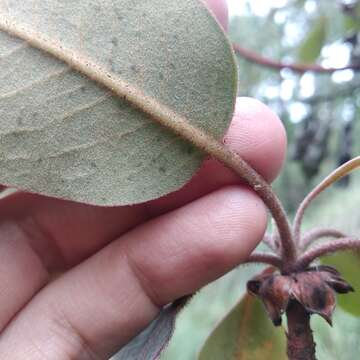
[295,237,360,270]
[293,197,315,246]
[300,228,347,251]
[286,301,316,360]
[245,253,282,268]
[233,43,360,74]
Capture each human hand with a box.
[0,1,286,358]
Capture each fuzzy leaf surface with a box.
[0,0,237,205]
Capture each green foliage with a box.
[161,266,261,359]
[313,307,360,360]
[343,15,360,32]
[298,16,328,64]
[342,2,360,32]
[0,0,237,206]
[321,252,360,317]
[303,173,360,235]
[198,294,287,360]
[229,0,360,208]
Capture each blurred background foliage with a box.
[161,0,360,358]
[229,0,360,211]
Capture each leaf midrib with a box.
[0,15,204,147]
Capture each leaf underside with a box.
[0,0,237,206]
[114,297,189,360]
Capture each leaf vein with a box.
[0,67,70,99]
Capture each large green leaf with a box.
[0,0,237,206]
[321,252,360,317]
[298,16,328,64]
[198,294,287,360]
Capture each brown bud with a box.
[291,271,336,325]
[247,265,353,326]
[248,273,292,326]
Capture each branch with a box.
[300,228,347,251]
[293,157,360,244]
[286,301,316,360]
[0,16,297,268]
[244,253,282,268]
[233,43,360,74]
[295,238,360,270]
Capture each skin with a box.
[0,1,287,358]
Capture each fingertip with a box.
[225,97,287,182]
[198,186,268,268]
[203,0,229,30]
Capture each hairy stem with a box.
[0,16,297,267]
[286,301,316,360]
[244,253,282,268]
[300,228,346,251]
[293,157,360,244]
[296,238,360,270]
